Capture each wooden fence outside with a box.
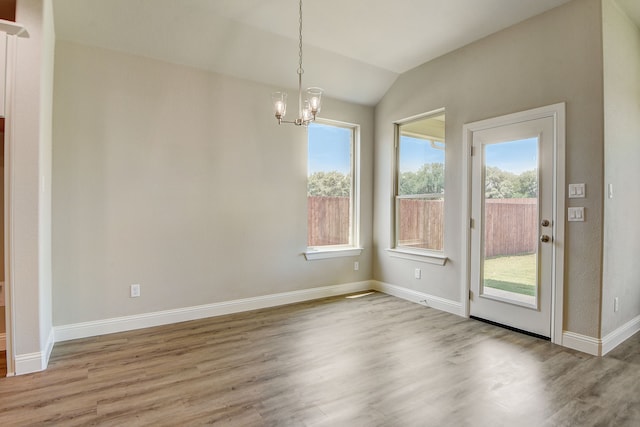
[484,198,538,257]
[397,199,444,250]
[308,196,350,246]
[308,196,538,257]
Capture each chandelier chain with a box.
[298,0,304,75]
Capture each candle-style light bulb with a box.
[302,100,313,123]
[271,92,288,123]
[306,87,323,117]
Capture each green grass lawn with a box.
[484,253,536,296]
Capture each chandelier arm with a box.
[280,119,302,126]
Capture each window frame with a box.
[388,109,448,266]
[304,118,363,261]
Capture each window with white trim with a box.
[394,111,445,254]
[307,120,359,253]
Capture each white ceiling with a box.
[53,0,633,106]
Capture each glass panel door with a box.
[481,138,539,308]
[469,114,556,339]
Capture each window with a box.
[393,111,446,259]
[306,120,361,259]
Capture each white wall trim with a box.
[372,279,638,357]
[602,314,640,356]
[14,352,45,375]
[385,248,448,266]
[304,247,364,260]
[371,280,464,316]
[54,281,372,342]
[562,331,601,356]
[561,316,640,357]
[43,327,55,368]
[12,327,55,375]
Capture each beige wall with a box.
[52,41,374,326]
[373,0,605,337]
[601,0,640,336]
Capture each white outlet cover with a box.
[130,284,141,297]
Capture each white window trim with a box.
[306,118,361,260]
[391,108,447,263]
[386,248,448,266]
[304,246,364,261]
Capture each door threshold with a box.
[470,316,550,341]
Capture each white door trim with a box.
[461,103,566,344]
[3,34,20,376]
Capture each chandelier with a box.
[272,0,323,126]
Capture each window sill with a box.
[304,247,364,261]
[386,248,448,266]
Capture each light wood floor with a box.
[0,291,638,426]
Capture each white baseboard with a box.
[562,331,601,356]
[370,281,638,357]
[54,281,373,342]
[43,327,55,368]
[602,314,640,356]
[562,314,640,357]
[371,280,464,317]
[45,278,640,369]
[0,332,5,351]
[14,352,45,375]
[13,327,55,375]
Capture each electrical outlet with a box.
[414,268,421,279]
[354,261,359,271]
[130,284,141,298]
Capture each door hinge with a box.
[470,218,474,228]
[469,290,473,300]
[470,146,475,156]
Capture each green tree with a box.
[307,171,351,197]
[514,169,537,198]
[399,162,444,195]
[485,167,537,199]
[485,166,516,199]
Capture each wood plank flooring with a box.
[0,291,638,426]
[0,350,6,378]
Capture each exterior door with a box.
[469,117,554,338]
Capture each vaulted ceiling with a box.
[52,0,637,106]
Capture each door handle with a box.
[540,235,551,243]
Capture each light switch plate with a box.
[568,183,585,198]
[568,207,585,222]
